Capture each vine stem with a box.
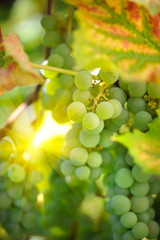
[31,62,99,79]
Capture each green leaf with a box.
[115,109,160,174]
[67,0,160,83]
[0,85,36,129]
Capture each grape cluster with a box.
[41,14,75,123]
[0,138,43,239]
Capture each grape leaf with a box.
[0,85,36,129]
[129,0,160,15]
[0,32,44,91]
[115,110,160,174]
[67,0,160,83]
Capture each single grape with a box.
[83,119,104,135]
[75,166,90,180]
[41,15,55,30]
[114,186,130,196]
[65,126,82,147]
[147,82,160,98]
[67,102,86,122]
[119,79,128,91]
[99,129,114,148]
[131,196,149,213]
[113,221,126,235]
[130,181,149,197]
[74,71,92,90]
[122,231,137,240]
[73,89,91,106]
[134,111,152,131]
[70,147,88,166]
[96,101,114,120]
[127,97,146,114]
[108,99,122,119]
[21,212,37,229]
[87,151,103,168]
[109,87,127,105]
[59,74,74,89]
[60,160,75,176]
[8,164,26,183]
[53,88,72,105]
[147,208,155,220]
[63,56,75,69]
[99,70,119,85]
[120,212,137,228]
[29,170,43,184]
[82,112,100,130]
[110,195,131,215]
[131,222,149,239]
[112,108,130,126]
[48,53,64,68]
[79,130,100,148]
[147,220,160,238]
[43,30,61,47]
[132,165,151,183]
[55,43,71,57]
[7,185,23,199]
[115,168,134,188]
[128,81,147,97]
[137,211,150,223]
[125,153,134,166]
[90,168,102,180]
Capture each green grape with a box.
[65,126,82,147]
[8,164,26,183]
[147,208,155,220]
[128,81,147,97]
[99,129,113,148]
[0,192,12,209]
[127,97,146,114]
[132,165,151,183]
[90,168,102,180]
[134,111,152,131]
[149,179,160,194]
[108,99,122,119]
[109,214,120,224]
[7,184,23,199]
[114,186,130,196]
[29,170,43,184]
[54,88,72,105]
[147,82,160,98]
[73,89,91,106]
[99,70,119,85]
[44,66,58,79]
[67,102,86,122]
[87,151,103,168]
[79,130,100,148]
[100,149,113,168]
[63,56,75,69]
[48,53,64,68]
[137,211,150,223]
[83,119,104,135]
[122,231,137,240]
[114,154,128,171]
[59,74,74,89]
[112,108,130,126]
[43,30,61,47]
[131,196,149,213]
[105,119,120,132]
[110,195,131,215]
[0,162,9,175]
[70,147,88,166]
[75,166,90,180]
[119,79,128,91]
[82,112,100,130]
[147,220,160,238]
[41,15,55,30]
[109,87,127,105]
[60,160,75,176]
[120,212,137,228]
[41,92,54,110]
[130,182,149,197]
[14,197,28,208]
[96,101,114,120]
[74,71,92,90]
[147,195,154,206]
[21,212,37,229]
[43,78,60,95]
[115,168,134,188]
[113,221,126,235]
[125,153,134,166]
[131,222,149,239]
[55,43,71,57]
[105,173,115,186]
